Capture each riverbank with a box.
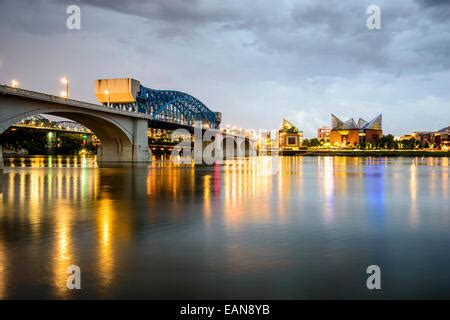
[280,150,450,157]
[3,150,450,159]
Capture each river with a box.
[0,155,449,299]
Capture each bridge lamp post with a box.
[11,80,19,88]
[104,90,110,107]
[61,76,69,99]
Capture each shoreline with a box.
[2,150,450,159]
[279,150,450,157]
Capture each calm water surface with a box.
[0,155,449,299]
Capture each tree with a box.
[0,127,47,154]
[399,138,416,150]
[302,139,310,147]
[58,134,84,154]
[376,134,395,149]
[357,141,367,149]
[309,138,320,147]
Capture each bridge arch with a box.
[0,90,151,163]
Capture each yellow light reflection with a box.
[97,198,115,288]
[53,205,73,298]
[321,157,335,224]
[0,241,7,299]
[409,161,419,228]
[203,174,212,225]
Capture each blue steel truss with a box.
[133,86,221,129]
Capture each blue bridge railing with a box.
[108,85,221,129]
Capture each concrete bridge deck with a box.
[0,85,152,165]
[0,85,153,120]
[0,85,257,168]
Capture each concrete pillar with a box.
[97,119,151,164]
[132,119,151,163]
[194,128,224,165]
[194,140,215,164]
[193,125,203,164]
[248,141,257,156]
[235,137,245,157]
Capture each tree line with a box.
[303,134,437,150]
[0,127,96,155]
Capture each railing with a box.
[13,123,92,134]
[0,85,152,119]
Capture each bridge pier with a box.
[192,130,257,164]
[132,118,152,162]
[97,118,151,164]
[0,86,153,165]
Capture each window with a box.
[287,136,297,145]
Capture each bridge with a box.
[94,78,222,130]
[0,81,256,167]
[12,115,94,134]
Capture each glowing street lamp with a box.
[61,75,69,99]
[60,90,67,98]
[104,90,110,107]
[11,80,19,88]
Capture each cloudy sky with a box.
[0,0,449,137]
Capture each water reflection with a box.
[0,241,6,299]
[97,197,115,289]
[364,160,385,228]
[320,157,335,224]
[53,205,73,298]
[0,155,449,299]
[409,162,419,228]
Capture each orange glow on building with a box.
[329,114,382,147]
[277,118,303,152]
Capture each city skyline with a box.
[0,0,449,137]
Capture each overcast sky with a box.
[0,0,449,137]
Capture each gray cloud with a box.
[416,0,450,7]
[76,0,450,77]
[0,0,449,136]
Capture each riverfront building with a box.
[399,126,450,150]
[277,119,303,151]
[317,126,331,141]
[330,114,382,147]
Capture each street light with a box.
[11,80,19,88]
[104,90,110,107]
[60,90,67,98]
[61,76,69,99]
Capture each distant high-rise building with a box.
[317,126,330,141]
[330,114,382,146]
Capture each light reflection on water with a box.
[0,155,449,299]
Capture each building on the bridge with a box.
[95,78,141,107]
[317,126,330,142]
[94,78,222,129]
[330,114,382,147]
[277,119,303,151]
